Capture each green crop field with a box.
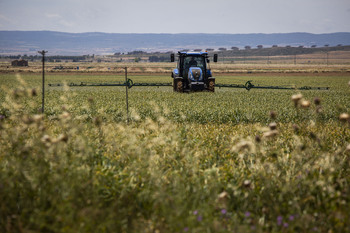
[1,71,350,232]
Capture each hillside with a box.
[0,31,350,55]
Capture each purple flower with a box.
[193,210,198,215]
[289,215,295,221]
[221,209,227,215]
[245,211,251,217]
[197,215,202,222]
[0,115,4,120]
[283,222,289,228]
[277,216,283,226]
[183,227,189,232]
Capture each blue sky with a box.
[0,0,349,33]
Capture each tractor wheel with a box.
[208,80,215,92]
[176,80,183,92]
[173,79,177,92]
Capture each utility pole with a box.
[38,50,48,114]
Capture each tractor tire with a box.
[176,80,183,92]
[208,80,215,92]
[173,79,177,92]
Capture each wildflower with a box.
[277,216,283,226]
[183,227,189,232]
[197,215,202,222]
[245,211,251,217]
[221,209,227,215]
[0,115,4,121]
[300,100,311,108]
[269,122,277,130]
[291,93,303,107]
[283,222,289,228]
[193,210,198,215]
[289,215,295,221]
[339,113,350,122]
[313,97,321,105]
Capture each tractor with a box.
[170,51,218,92]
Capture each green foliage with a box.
[0,74,350,232]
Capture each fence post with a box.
[38,50,47,114]
[125,67,129,124]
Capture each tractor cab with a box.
[171,51,218,92]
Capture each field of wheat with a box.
[1,69,350,232]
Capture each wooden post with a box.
[125,67,129,124]
[38,50,47,114]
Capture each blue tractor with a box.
[171,51,218,92]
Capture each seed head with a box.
[269,122,277,130]
[60,111,70,119]
[309,132,317,140]
[300,100,311,108]
[339,113,350,122]
[313,97,321,105]
[293,124,300,133]
[269,110,277,119]
[30,88,37,97]
[57,134,68,142]
[218,191,229,200]
[243,179,251,188]
[33,114,43,122]
[263,130,278,138]
[93,117,102,126]
[12,89,21,99]
[345,144,350,153]
[41,135,51,143]
[22,115,34,124]
[291,93,303,106]
[255,135,261,143]
[316,106,323,114]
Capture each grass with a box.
[0,71,350,232]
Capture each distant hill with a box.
[0,31,349,55]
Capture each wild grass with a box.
[0,73,350,232]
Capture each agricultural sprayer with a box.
[48,51,329,91]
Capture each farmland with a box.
[1,62,350,232]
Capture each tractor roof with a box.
[178,51,208,56]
